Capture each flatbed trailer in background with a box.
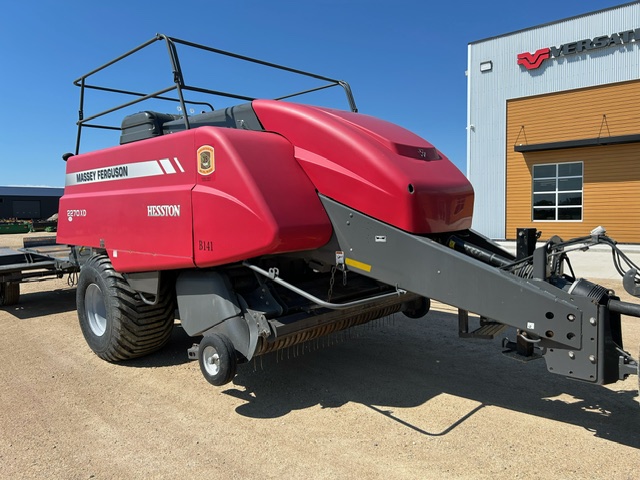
[0,237,79,305]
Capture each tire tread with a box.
[78,254,175,361]
[0,282,20,306]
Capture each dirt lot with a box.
[1,234,639,479]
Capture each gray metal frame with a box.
[319,195,634,385]
[72,34,358,155]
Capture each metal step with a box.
[463,322,509,340]
[458,309,508,340]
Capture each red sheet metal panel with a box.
[191,127,332,267]
[58,127,332,272]
[253,100,474,234]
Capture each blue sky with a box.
[0,0,627,187]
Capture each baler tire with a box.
[0,282,20,306]
[198,334,237,386]
[403,296,431,319]
[76,254,175,362]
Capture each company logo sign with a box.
[517,48,551,69]
[147,205,181,217]
[75,166,129,183]
[66,157,184,186]
[197,145,215,176]
[517,28,640,70]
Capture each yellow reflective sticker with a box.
[345,257,372,272]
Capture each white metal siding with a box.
[467,2,640,238]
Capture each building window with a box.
[532,162,582,221]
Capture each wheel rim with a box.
[85,283,107,337]
[201,345,221,376]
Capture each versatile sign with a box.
[517,28,640,70]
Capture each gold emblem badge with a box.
[197,145,215,175]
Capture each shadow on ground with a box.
[127,325,196,368]
[215,313,640,449]
[1,287,77,319]
[7,286,639,449]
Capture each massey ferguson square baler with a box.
[53,34,640,389]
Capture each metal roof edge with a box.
[468,1,639,45]
[0,186,64,197]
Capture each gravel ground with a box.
[1,233,638,479]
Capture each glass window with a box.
[535,164,556,178]
[533,179,556,192]
[558,163,582,177]
[532,162,583,222]
[533,208,556,221]
[558,177,581,191]
[558,208,582,220]
[533,193,555,207]
[558,192,581,206]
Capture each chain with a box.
[328,266,336,301]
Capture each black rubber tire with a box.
[76,254,175,361]
[198,334,237,386]
[0,282,20,306]
[403,296,431,319]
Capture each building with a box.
[0,186,63,220]
[467,2,640,242]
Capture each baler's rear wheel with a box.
[198,334,237,386]
[403,296,431,319]
[76,254,175,361]
[0,282,20,306]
